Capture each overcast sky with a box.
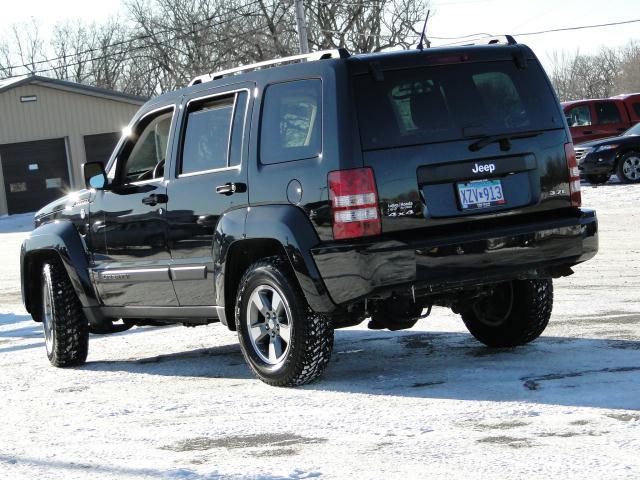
[1,0,639,71]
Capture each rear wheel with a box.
[585,173,610,185]
[41,259,89,366]
[460,279,553,347]
[617,152,640,183]
[235,256,334,386]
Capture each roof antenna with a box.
[417,10,431,51]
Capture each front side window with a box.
[566,105,592,127]
[121,112,173,183]
[180,90,249,174]
[595,102,622,125]
[260,79,322,164]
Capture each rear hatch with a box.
[351,46,573,234]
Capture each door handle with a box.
[142,193,168,206]
[582,130,593,134]
[216,182,246,196]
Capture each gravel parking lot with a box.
[1,182,639,480]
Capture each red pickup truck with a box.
[562,93,640,144]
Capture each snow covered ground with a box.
[0,183,639,480]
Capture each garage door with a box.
[84,132,120,166]
[0,138,70,215]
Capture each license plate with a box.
[457,179,506,210]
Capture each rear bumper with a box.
[311,209,598,305]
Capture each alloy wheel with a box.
[622,155,640,181]
[245,284,292,365]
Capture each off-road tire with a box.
[41,259,89,367]
[235,256,334,386]
[617,151,640,184]
[585,174,610,185]
[461,279,553,347]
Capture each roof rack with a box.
[189,48,351,86]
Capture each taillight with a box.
[565,143,581,207]
[328,167,381,240]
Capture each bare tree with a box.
[5,20,47,76]
[122,0,430,93]
[306,0,430,53]
[0,40,14,79]
[614,40,640,95]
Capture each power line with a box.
[3,0,262,74]
[429,32,493,40]
[0,24,268,81]
[432,18,640,45]
[516,18,640,37]
[4,11,640,82]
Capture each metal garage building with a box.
[0,75,145,215]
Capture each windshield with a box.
[624,123,640,136]
[354,60,562,150]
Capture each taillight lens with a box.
[328,167,381,240]
[565,143,581,207]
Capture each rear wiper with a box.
[469,130,545,152]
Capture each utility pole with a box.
[294,0,310,54]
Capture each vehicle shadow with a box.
[0,321,41,338]
[83,342,253,380]
[0,212,35,233]
[581,176,624,187]
[82,328,640,410]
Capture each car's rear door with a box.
[165,83,253,306]
[593,100,630,138]
[352,52,571,236]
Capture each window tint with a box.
[180,91,249,174]
[632,103,640,118]
[181,97,233,174]
[260,79,321,164]
[122,112,172,183]
[596,102,622,125]
[566,105,592,127]
[354,61,560,150]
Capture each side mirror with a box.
[83,162,107,190]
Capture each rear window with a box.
[354,60,561,150]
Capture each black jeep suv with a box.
[21,39,598,386]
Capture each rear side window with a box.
[633,103,640,118]
[566,105,592,127]
[595,102,622,125]
[354,61,561,150]
[181,91,249,175]
[260,79,322,164]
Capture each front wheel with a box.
[617,152,640,183]
[41,259,89,366]
[460,279,553,347]
[235,256,334,386]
